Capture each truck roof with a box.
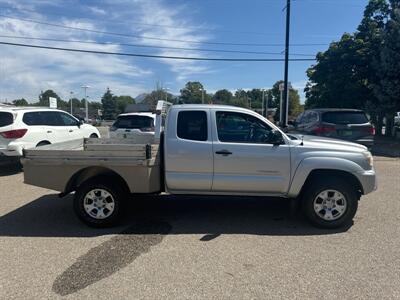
[172,104,254,112]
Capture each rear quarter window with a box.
[177,111,208,141]
[0,112,14,127]
[23,112,44,125]
[322,112,369,124]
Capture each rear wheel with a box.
[74,178,125,227]
[89,133,98,138]
[302,179,358,229]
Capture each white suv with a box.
[110,112,155,139]
[0,107,100,157]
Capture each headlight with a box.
[363,151,374,167]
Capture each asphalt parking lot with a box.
[0,157,399,299]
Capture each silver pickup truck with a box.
[22,101,377,229]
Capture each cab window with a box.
[216,111,274,144]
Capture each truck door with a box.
[164,109,213,192]
[211,110,291,195]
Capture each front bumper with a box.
[355,168,377,195]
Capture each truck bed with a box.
[22,138,161,194]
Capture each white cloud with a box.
[125,0,212,82]
[0,0,214,102]
[87,6,107,16]
[0,16,151,102]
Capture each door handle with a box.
[69,130,73,133]
[215,150,233,156]
[47,131,52,133]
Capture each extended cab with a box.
[22,102,377,229]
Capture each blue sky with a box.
[0,0,369,103]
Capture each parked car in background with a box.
[110,112,155,139]
[293,109,375,146]
[0,107,100,157]
[395,112,400,126]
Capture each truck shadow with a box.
[0,193,351,238]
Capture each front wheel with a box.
[74,179,125,227]
[302,179,358,229]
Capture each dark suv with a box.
[293,109,375,146]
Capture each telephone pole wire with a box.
[282,0,291,127]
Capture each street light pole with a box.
[163,87,170,102]
[262,89,265,117]
[282,0,291,127]
[81,85,90,122]
[70,91,74,115]
[280,89,283,122]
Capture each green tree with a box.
[232,89,250,108]
[304,0,396,135]
[180,81,205,104]
[356,0,390,134]
[142,90,165,107]
[12,98,28,106]
[372,0,400,135]
[115,95,135,114]
[38,90,61,107]
[272,81,303,120]
[101,88,117,120]
[304,34,367,110]
[213,89,233,104]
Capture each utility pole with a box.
[201,88,205,104]
[81,85,90,122]
[262,89,265,117]
[282,0,291,128]
[70,91,74,115]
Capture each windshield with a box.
[0,112,14,127]
[113,115,154,129]
[322,111,368,124]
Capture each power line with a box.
[0,35,317,57]
[0,41,316,62]
[0,14,328,47]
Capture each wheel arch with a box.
[36,140,51,147]
[288,157,364,198]
[64,166,130,195]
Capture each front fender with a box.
[287,157,365,198]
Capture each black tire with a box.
[36,141,51,147]
[89,133,99,138]
[302,178,358,229]
[74,178,125,228]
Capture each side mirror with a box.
[270,130,285,146]
[77,119,83,127]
